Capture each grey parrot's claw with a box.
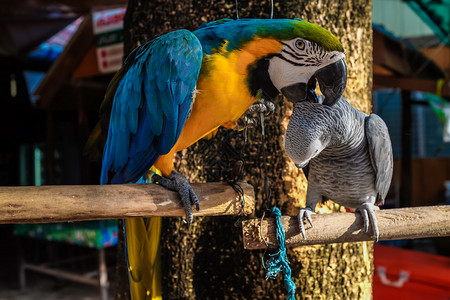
[357,203,380,242]
[298,206,315,240]
[360,208,369,233]
[152,170,199,225]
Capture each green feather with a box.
[194,19,344,54]
[291,20,344,52]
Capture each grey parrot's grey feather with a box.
[284,96,393,241]
[365,114,393,205]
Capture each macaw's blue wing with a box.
[101,29,203,184]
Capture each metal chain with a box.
[260,112,272,209]
[228,120,249,219]
[259,109,274,248]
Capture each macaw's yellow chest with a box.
[190,38,282,135]
[154,38,281,175]
[194,56,255,127]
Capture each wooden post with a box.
[99,248,109,300]
[0,182,254,224]
[401,90,412,208]
[45,110,55,185]
[242,206,450,249]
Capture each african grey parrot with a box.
[284,96,393,241]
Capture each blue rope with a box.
[263,207,296,300]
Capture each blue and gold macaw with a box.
[86,18,346,299]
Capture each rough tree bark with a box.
[119,1,373,299]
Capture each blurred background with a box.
[0,0,449,299]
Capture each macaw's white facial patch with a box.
[267,38,345,92]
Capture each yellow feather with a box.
[126,217,162,300]
[202,128,219,140]
[126,39,283,299]
[126,167,162,300]
[154,38,282,176]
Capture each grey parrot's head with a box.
[284,100,334,167]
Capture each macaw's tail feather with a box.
[125,217,162,300]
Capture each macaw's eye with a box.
[295,39,305,50]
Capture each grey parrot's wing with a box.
[365,114,393,205]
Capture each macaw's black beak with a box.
[280,58,347,106]
[280,79,318,104]
[280,82,308,103]
[315,58,347,106]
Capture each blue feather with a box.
[193,18,301,54]
[101,29,203,184]
[154,109,178,154]
[123,150,159,183]
[129,106,154,154]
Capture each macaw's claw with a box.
[297,206,315,240]
[247,98,276,116]
[152,170,199,225]
[356,203,380,242]
[235,99,276,130]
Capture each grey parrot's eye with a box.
[295,39,305,50]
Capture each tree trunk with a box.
[119,1,373,299]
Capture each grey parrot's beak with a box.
[315,58,347,106]
[281,58,347,106]
[295,162,309,168]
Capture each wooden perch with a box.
[0,182,254,224]
[242,205,450,249]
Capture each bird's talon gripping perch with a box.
[236,98,276,130]
[357,203,380,242]
[298,206,315,239]
[152,170,199,225]
[359,207,370,233]
[285,98,392,245]
[86,20,350,299]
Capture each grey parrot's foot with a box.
[152,170,199,225]
[298,206,315,239]
[356,203,380,242]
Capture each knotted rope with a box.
[263,207,296,300]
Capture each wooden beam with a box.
[373,28,411,76]
[373,27,445,79]
[400,90,412,208]
[242,206,450,250]
[2,0,126,17]
[0,182,254,224]
[373,75,450,97]
[72,44,101,79]
[34,14,94,109]
[23,263,99,286]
